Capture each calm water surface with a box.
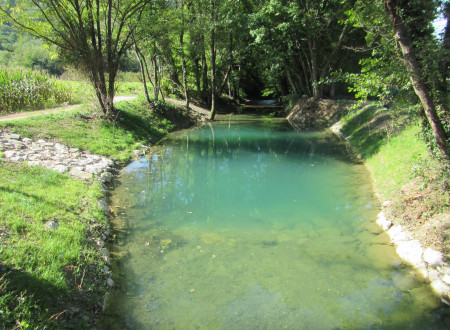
[102,116,446,329]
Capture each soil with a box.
[0,96,139,122]
[287,97,350,130]
[386,178,450,253]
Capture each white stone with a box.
[396,240,424,268]
[4,133,21,140]
[376,212,393,230]
[99,247,110,258]
[387,225,412,243]
[382,201,391,208]
[52,165,68,173]
[423,248,444,268]
[4,150,16,157]
[70,168,93,180]
[428,269,440,282]
[442,275,450,285]
[98,198,110,215]
[431,279,450,296]
[85,164,102,174]
[437,266,450,275]
[106,277,114,287]
[100,172,113,183]
[45,220,59,230]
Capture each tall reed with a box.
[0,66,73,113]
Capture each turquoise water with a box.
[102,116,446,329]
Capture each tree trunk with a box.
[438,4,449,96]
[152,56,160,102]
[135,46,152,105]
[180,31,189,109]
[384,0,449,159]
[308,39,321,99]
[210,26,216,120]
[201,37,209,102]
[287,70,300,95]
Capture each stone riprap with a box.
[0,130,116,289]
[0,132,115,181]
[377,210,450,304]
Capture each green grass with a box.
[0,161,107,328]
[0,97,187,164]
[0,96,197,327]
[339,101,449,222]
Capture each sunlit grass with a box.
[0,161,107,328]
[0,97,178,163]
[340,101,449,217]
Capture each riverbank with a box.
[288,97,450,302]
[0,97,204,328]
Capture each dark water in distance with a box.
[101,116,446,329]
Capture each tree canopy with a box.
[0,0,448,156]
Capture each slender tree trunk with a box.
[179,1,189,110]
[194,57,201,93]
[152,56,159,102]
[384,0,449,159]
[201,37,209,102]
[439,4,449,96]
[210,26,216,120]
[135,46,152,105]
[180,31,189,109]
[287,70,300,95]
[218,65,232,96]
[308,39,321,99]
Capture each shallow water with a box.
[102,116,446,329]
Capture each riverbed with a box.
[101,115,446,329]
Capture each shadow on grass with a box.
[1,261,103,328]
[0,186,74,213]
[341,105,393,159]
[0,264,68,328]
[114,101,196,145]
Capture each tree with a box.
[346,0,449,159]
[384,0,448,159]
[0,0,150,121]
[250,0,358,98]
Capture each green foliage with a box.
[0,66,72,113]
[7,36,62,74]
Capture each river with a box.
[100,115,446,329]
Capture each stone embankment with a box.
[0,130,115,287]
[377,208,450,304]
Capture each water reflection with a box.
[102,118,446,329]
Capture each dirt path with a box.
[0,95,138,122]
[166,98,211,117]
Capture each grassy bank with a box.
[0,98,196,328]
[337,102,449,253]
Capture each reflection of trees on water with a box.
[137,123,361,219]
